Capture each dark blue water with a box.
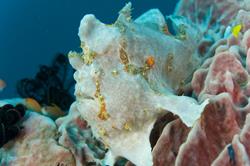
[0,0,178,99]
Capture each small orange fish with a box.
[24,98,42,113]
[24,98,66,119]
[0,79,6,91]
[41,104,66,119]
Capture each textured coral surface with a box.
[0,111,75,166]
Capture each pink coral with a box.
[144,6,250,166]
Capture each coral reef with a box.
[2,0,250,166]
[148,1,250,165]
[0,110,75,166]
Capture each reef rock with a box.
[212,113,250,166]
[0,110,75,166]
[56,102,107,166]
[176,94,241,166]
[152,119,190,166]
[168,6,250,166]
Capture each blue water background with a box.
[0,0,178,99]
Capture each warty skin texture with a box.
[68,3,208,166]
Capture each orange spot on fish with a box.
[98,101,109,120]
[146,56,155,68]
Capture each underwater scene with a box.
[1,0,250,165]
